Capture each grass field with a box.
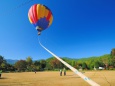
[0,71,115,86]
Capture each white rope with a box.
[38,39,100,86]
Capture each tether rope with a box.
[38,37,100,86]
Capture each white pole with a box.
[39,41,100,86]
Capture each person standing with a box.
[63,68,66,76]
[35,70,36,74]
[60,69,62,76]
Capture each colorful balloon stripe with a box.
[28,4,53,32]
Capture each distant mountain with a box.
[6,59,18,65]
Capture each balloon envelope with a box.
[28,4,53,34]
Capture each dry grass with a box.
[0,71,115,86]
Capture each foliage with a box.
[14,60,27,71]
[82,62,88,70]
[40,60,46,70]
[1,48,115,72]
[0,55,4,66]
[110,48,115,67]
[26,56,33,66]
[45,57,63,70]
[26,57,33,71]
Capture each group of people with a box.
[60,68,66,76]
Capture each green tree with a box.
[40,60,46,70]
[94,61,100,68]
[34,61,40,66]
[110,48,115,67]
[33,61,41,71]
[100,54,110,69]
[26,57,33,71]
[111,48,115,56]
[46,62,52,70]
[46,57,55,70]
[14,60,27,71]
[0,55,4,66]
[0,56,8,71]
[82,62,87,70]
[26,56,33,66]
[6,63,16,71]
[71,60,76,67]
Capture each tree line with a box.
[0,48,115,72]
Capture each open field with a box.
[0,71,115,86]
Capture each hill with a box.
[6,59,18,65]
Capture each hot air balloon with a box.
[28,4,100,86]
[28,4,53,35]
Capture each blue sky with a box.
[0,0,115,60]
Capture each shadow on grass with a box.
[65,75,81,78]
[65,75,74,76]
[0,77,8,79]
